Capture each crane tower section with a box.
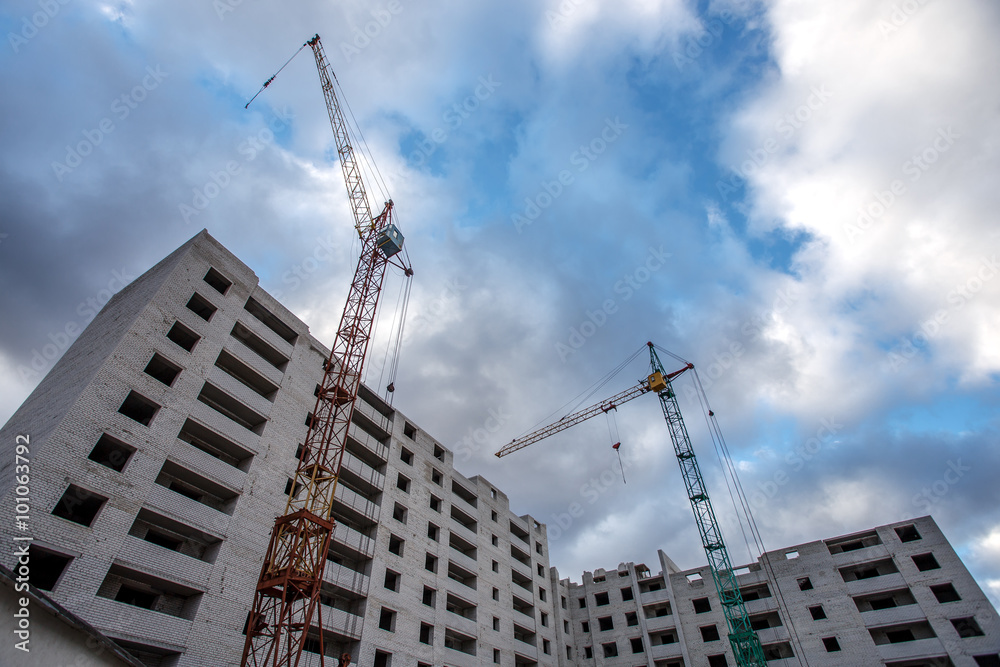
[241,35,409,667]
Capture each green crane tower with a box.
[496,342,767,667]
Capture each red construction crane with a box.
[241,35,411,667]
[496,343,768,667]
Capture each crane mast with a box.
[242,35,408,667]
[496,343,767,667]
[647,345,767,667]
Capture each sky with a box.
[1,0,998,611]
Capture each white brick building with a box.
[1,230,997,667]
[556,515,1000,667]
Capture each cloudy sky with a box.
[2,0,998,608]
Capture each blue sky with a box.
[1,0,998,611]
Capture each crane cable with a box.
[244,42,308,109]
[515,344,647,439]
[680,356,811,667]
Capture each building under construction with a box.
[0,230,999,667]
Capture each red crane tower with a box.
[241,35,411,667]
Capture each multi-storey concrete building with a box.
[556,515,1000,667]
[1,230,998,667]
[0,230,560,667]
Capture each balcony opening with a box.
[97,564,203,619]
[449,531,477,560]
[52,484,107,527]
[740,583,771,601]
[177,418,253,470]
[231,322,289,371]
[154,459,240,514]
[197,382,267,434]
[762,642,795,660]
[186,292,217,321]
[118,391,160,426]
[128,508,223,563]
[215,349,279,401]
[444,628,476,655]
[203,267,232,294]
[448,560,477,590]
[244,296,298,343]
[166,321,200,352]
[452,479,478,508]
[88,433,136,472]
[144,353,182,386]
[826,530,881,554]
[840,558,899,582]
[870,621,936,645]
[451,504,477,533]
[445,592,477,622]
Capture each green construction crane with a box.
[496,342,768,667]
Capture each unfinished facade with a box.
[555,515,1000,666]
[1,231,997,667]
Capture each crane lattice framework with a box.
[496,342,768,667]
[241,35,410,667]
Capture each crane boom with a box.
[496,363,690,458]
[495,343,767,667]
[496,382,649,458]
[242,35,409,667]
